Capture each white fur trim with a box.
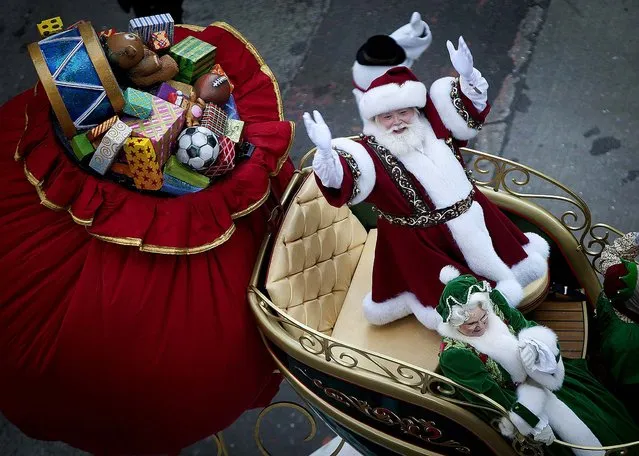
[437,310,528,384]
[518,326,558,351]
[394,124,518,284]
[362,291,413,325]
[524,232,550,260]
[330,138,376,205]
[440,265,461,284]
[406,299,442,330]
[510,383,549,436]
[429,77,481,141]
[352,62,410,92]
[498,417,516,439]
[545,392,603,456]
[358,80,427,120]
[352,88,363,105]
[495,280,524,308]
[510,252,548,287]
[519,326,564,390]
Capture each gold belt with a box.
[373,189,475,228]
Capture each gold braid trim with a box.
[450,78,483,131]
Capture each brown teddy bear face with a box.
[106,32,145,70]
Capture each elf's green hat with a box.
[604,259,638,303]
[436,266,491,323]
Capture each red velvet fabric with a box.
[0,23,294,455]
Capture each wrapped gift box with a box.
[155,82,177,102]
[203,135,235,177]
[87,115,119,142]
[149,30,170,52]
[98,28,116,38]
[163,156,210,188]
[70,132,95,160]
[123,95,185,166]
[161,174,205,196]
[128,13,174,46]
[123,137,164,190]
[167,80,194,98]
[169,36,216,84]
[123,88,153,119]
[201,103,227,138]
[89,120,132,175]
[224,118,244,143]
[37,17,63,38]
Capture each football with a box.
[194,73,231,105]
[176,126,220,170]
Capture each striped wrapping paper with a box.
[87,115,118,142]
[128,13,174,46]
[169,36,216,84]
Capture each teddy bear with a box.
[104,32,178,87]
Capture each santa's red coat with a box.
[317,80,530,313]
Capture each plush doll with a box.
[105,32,178,87]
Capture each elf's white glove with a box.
[519,339,558,374]
[519,342,538,371]
[446,36,488,111]
[303,110,343,189]
[390,12,432,65]
[533,422,556,446]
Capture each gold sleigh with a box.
[248,145,639,456]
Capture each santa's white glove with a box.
[446,36,488,111]
[303,110,343,189]
[390,12,432,65]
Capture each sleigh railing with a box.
[249,146,637,455]
[250,285,639,456]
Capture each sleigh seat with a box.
[265,173,552,372]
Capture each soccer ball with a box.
[176,126,220,170]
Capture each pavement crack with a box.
[490,3,551,157]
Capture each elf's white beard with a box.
[368,114,430,157]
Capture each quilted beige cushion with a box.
[332,229,443,372]
[266,175,368,336]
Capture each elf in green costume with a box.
[596,232,639,417]
[435,265,638,456]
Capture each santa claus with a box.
[435,267,639,455]
[303,20,549,330]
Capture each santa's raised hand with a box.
[304,110,343,189]
[447,36,489,109]
[303,110,332,152]
[446,36,474,81]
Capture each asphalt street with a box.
[1,0,638,454]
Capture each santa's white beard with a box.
[368,115,430,156]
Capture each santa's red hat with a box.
[357,66,427,120]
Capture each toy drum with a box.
[28,22,124,138]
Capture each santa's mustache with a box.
[389,123,410,133]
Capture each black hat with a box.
[356,35,406,67]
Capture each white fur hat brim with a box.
[358,80,427,120]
